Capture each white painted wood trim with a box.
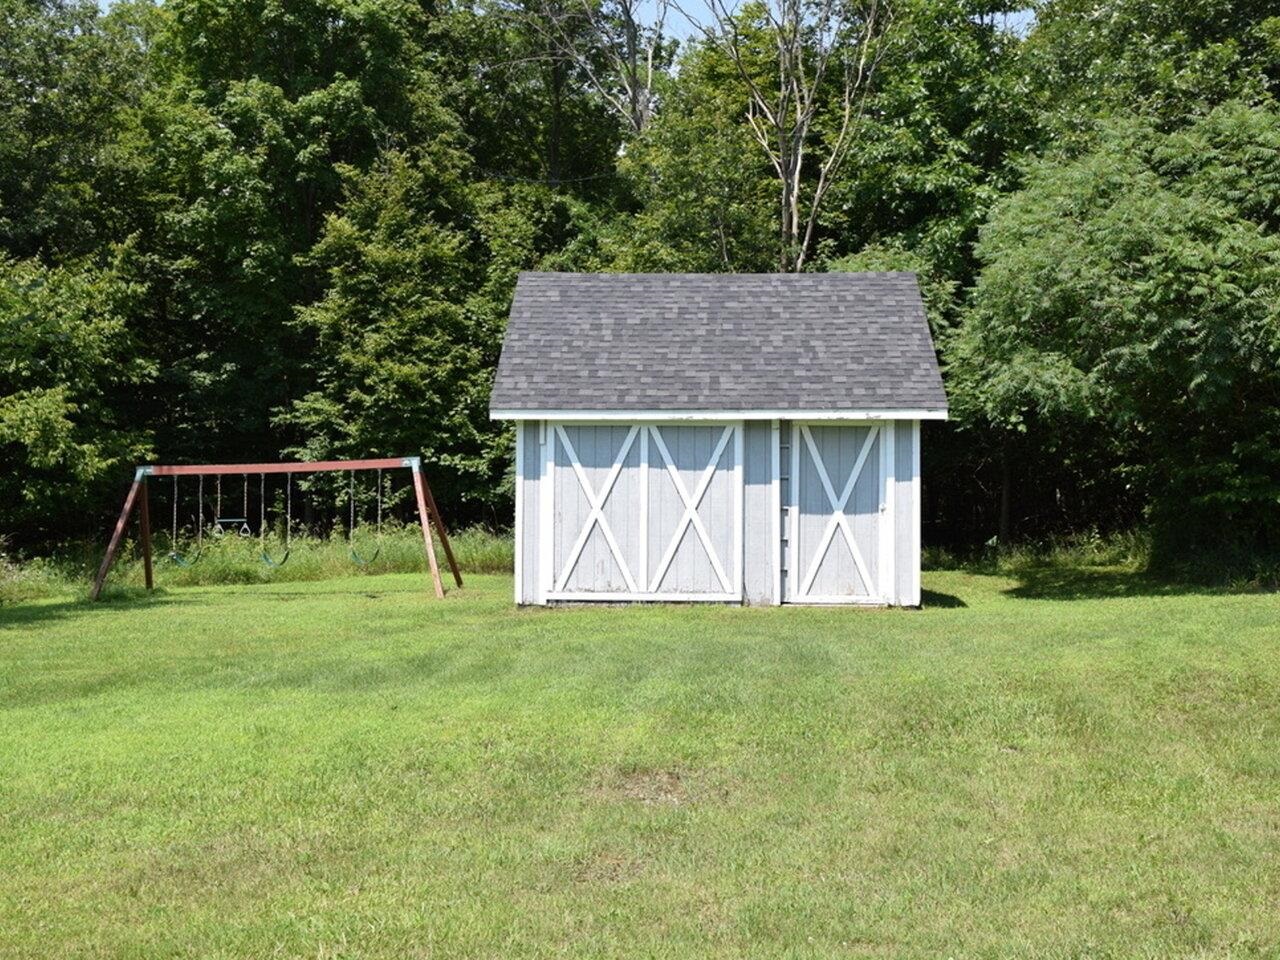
[514,421,523,604]
[770,419,781,606]
[789,421,799,603]
[538,420,554,605]
[880,420,896,604]
[638,425,649,591]
[546,591,741,603]
[492,408,948,422]
[911,418,922,607]
[734,421,744,598]
[788,596,892,607]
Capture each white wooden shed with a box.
[490,272,948,606]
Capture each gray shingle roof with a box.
[490,272,947,415]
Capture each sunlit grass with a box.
[2,571,1278,957]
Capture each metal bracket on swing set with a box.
[89,456,463,601]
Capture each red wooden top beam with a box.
[137,457,420,478]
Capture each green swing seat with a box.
[255,471,295,568]
[347,468,384,567]
[348,544,380,566]
[261,546,290,568]
[168,474,206,566]
[167,546,202,567]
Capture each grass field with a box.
[2,569,1279,958]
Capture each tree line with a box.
[2,0,1278,573]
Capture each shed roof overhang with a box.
[489,408,949,421]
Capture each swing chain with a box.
[257,471,292,568]
[258,472,293,546]
[348,470,384,537]
[237,475,250,537]
[347,468,382,566]
[166,473,204,566]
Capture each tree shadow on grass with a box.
[1004,566,1248,601]
[0,590,191,632]
[921,589,967,608]
[0,581,432,633]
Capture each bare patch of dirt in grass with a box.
[1217,803,1280,844]
[572,850,643,885]
[591,768,689,807]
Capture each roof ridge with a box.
[515,270,920,279]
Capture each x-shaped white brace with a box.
[647,425,734,593]
[553,425,640,593]
[798,424,878,597]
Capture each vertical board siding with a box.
[518,417,919,606]
[780,420,793,603]
[880,422,896,603]
[792,424,882,601]
[742,420,774,604]
[518,420,542,604]
[543,421,740,599]
[514,422,522,603]
[649,425,735,595]
[553,425,642,593]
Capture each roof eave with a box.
[489,407,949,422]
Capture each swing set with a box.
[89,456,462,601]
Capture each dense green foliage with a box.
[4,571,1280,954]
[0,256,152,538]
[2,0,1278,572]
[953,102,1280,564]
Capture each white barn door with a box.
[787,422,890,604]
[543,422,742,602]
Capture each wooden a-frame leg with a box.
[412,466,445,599]
[139,479,154,591]
[90,478,143,601]
[419,473,463,588]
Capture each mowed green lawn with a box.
[2,571,1278,959]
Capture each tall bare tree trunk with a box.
[527,0,669,135]
[696,0,890,271]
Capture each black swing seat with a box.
[213,517,252,537]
